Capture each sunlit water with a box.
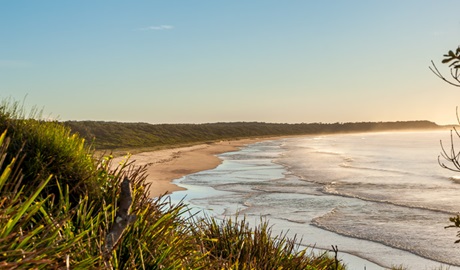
[170,130,460,269]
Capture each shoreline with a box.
[109,129,448,199]
[112,137,275,198]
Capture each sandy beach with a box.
[112,138,268,198]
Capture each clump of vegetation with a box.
[194,215,345,269]
[0,100,344,269]
[0,99,98,204]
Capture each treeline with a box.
[64,120,441,150]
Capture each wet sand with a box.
[112,138,268,198]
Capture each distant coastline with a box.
[87,121,451,197]
[69,120,450,197]
[65,120,447,151]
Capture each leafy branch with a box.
[433,45,460,245]
[430,46,460,87]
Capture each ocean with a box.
[170,130,460,269]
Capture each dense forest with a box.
[65,120,442,150]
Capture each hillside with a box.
[64,120,441,150]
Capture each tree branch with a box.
[430,61,460,87]
[103,177,137,262]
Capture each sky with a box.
[1,1,460,125]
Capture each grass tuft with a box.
[194,215,344,269]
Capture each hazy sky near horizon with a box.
[1,1,460,124]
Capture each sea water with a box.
[170,130,460,269]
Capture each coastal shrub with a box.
[0,130,101,269]
[0,100,97,205]
[0,125,202,269]
[0,100,206,268]
[194,215,344,269]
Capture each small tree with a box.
[431,46,460,170]
[431,46,460,242]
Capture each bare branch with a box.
[438,126,460,172]
[103,177,137,263]
[330,245,340,270]
[430,61,460,87]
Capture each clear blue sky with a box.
[1,1,460,124]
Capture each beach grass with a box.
[194,215,345,269]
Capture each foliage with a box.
[194,215,343,269]
[430,46,460,87]
[442,47,460,69]
[0,130,100,269]
[0,99,97,204]
[433,45,460,246]
[65,120,441,151]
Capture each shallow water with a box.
[170,130,460,269]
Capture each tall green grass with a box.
[0,130,98,269]
[0,125,203,269]
[0,99,97,204]
[194,215,344,269]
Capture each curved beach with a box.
[113,138,266,198]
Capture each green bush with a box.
[0,130,99,269]
[0,126,199,269]
[0,100,97,205]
